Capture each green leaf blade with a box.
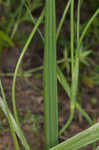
[50,123,99,150]
[44,0,58,149]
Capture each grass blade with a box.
[56,0,71,40]
[12,9,45,125]
[0,80,20,150]
[0,97,31,150]
[57,66,93,134]
[0,81,31,150]
[59,0,76,135]
[44,0,58,149]
[76,8,99,57]
[50,122,99,150]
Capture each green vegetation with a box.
[0,0,99,150]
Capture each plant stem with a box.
[12,9,45,126]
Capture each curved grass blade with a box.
[59,0,76,135]
[12,9,45,125]
[57,66,93,136]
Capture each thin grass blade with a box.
[56,0,71,40]
[12,9,45,125]
[0,96,31,150]
[0,80,20,150]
